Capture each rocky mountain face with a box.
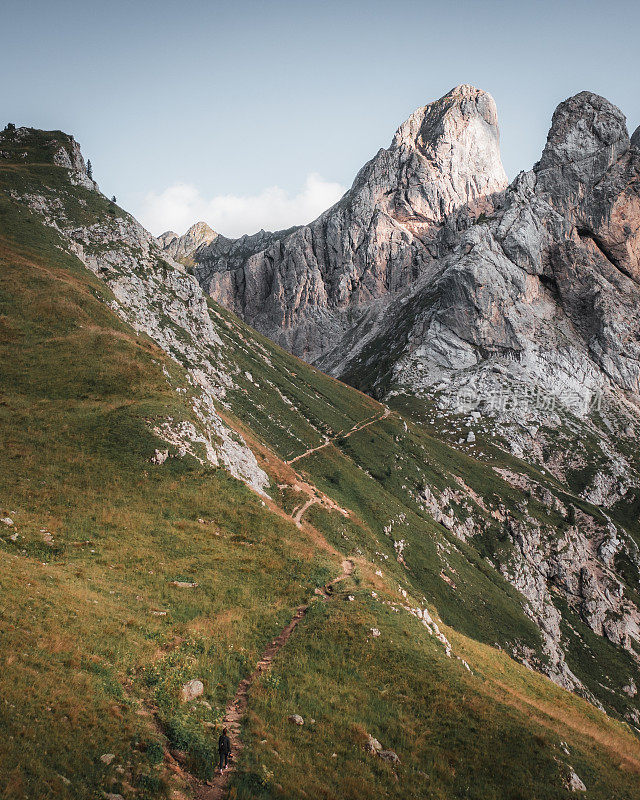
[384,90,640,401]
[158,220,217,262]
[341,90,640,504]
[164,88,640,706]
[177,87,640,415]
[186,85,508,363]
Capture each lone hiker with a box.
[218,727,231,772]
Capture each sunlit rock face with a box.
[171,87,640,435]
[185,85,508,365]
[384,90,640,407]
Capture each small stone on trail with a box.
[180,679,204,702]
[288,714,304,726]
[379,749,401,764]
[170,580,198,588]
[371,628,381,637]
[1,517,14,526]
[100,753,115,765]
[347,595,355,601]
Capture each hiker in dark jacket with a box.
[218,728,231,771]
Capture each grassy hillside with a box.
[1,128,639,799]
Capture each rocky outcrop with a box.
[191,85,508,364]
[180,679,204,702]
[367,90,640,409]
[0,125,97,191]
[7,132,269,496]
[158,221,218,261]
[504,509,640,689]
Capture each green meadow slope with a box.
[0,127,639,800]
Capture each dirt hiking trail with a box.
[194,559,354,800]
[285,407,390,465]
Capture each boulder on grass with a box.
[379,749,400,764]
[365,734,383,754]
[180,679,204,702]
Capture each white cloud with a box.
[137,173,347,239]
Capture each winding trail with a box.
[293,496,318,526]
[194,559,354,800]
[285,408,390,465]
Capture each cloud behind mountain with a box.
[139,172,346,238]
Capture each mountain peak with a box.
[159,220,218,261]
[386,85,507,224]
[186,220,217,238]
[536,91,629,181]
[393,85,502,151]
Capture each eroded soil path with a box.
[285,407,390,465]
[194,558,354,800]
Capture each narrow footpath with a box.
[285,407,390,465]
[194,559,354,800]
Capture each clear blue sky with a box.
[2,0,639,236]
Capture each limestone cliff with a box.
[187,85,508,363]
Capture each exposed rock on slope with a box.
[185,85,508,363]
[1,126,268,495]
